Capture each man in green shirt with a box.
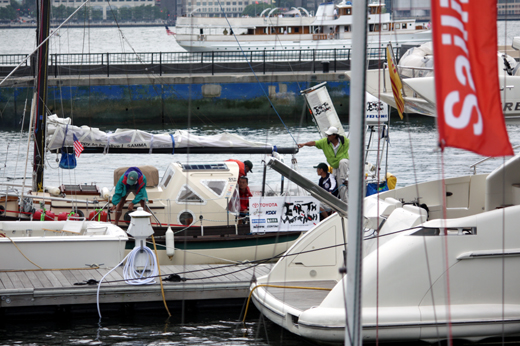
[298,126,349,202]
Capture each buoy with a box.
[89,209,108,222]
[34,209,55,221]
[166,226,175,259]
[58,211,79,221]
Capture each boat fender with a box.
[166,226,175,259]
[101,187,111,199]
[34,209,55,221]
[46,186,61,196]
[89,210,108,222]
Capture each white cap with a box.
[324,126,339,135]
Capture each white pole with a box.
[345,0,368,345]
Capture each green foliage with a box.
[241,2,275,17]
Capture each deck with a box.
[0,264,271,310]
[262,280,336,311]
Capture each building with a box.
[178,0,252,17]
[388,0,430,19]
[51,0,157,21]
[498,0,520,16]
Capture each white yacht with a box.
[250,153,520,342]
[174,1,431,52]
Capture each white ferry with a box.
[174,1,431,52]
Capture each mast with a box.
[345,0,368,345]
[33,0,51,192]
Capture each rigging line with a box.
[12,99,28,183]
[439,152,454,346]
[214,0,298,146]
[0,0,92,88]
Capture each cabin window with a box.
[344,25,350,32]
[382,23,387,30]
[288,27,292,33]
[294,27,299,33]
[232,1,236,4]
[279,27,283,34]
[271,27,276,33]
[201,179,228,197]
[410,227,477,236]
[346,8,351,15]
[160,167,174,188]
[177,184,205,204]
[402,23,407,29]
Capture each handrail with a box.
[469,145,520,174]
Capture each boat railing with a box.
[469,145,520,175]
[0,47,398,78]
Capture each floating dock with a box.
[0,264,270,312]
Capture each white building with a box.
[180,0,252,18]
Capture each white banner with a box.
[249,196,320,233]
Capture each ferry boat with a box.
[174,1,431,52]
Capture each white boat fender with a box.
[46,186,61,196]
[101,187,111,199]
[166,226,175,259]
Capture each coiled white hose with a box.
[122,246,159,285]
[97,245,159,318]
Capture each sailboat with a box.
[0,0,325,267]
[249,0,520,344]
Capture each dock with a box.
[0,264,271,312]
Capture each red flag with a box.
[73,133,84,158]
[432,0,513,157]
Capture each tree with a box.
[241,2,275,17]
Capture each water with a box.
[2,23,520,346]
[0,21,518,55]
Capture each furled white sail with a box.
[46,115,274,151]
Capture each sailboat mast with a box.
[33,0,51,192]
[345,0,368,345]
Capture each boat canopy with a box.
[46,115,276,151]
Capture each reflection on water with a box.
[0,305,313,346]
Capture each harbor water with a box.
[2,24,520,345]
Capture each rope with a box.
[0,231,43,269]
[152,234,172,317]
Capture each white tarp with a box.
[46,115,274,151]
[249,196,320,233]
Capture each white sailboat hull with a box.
[0,220,127,270]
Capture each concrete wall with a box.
[0,72,350,128]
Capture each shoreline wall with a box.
[0,72,350,128]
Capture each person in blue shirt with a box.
[315,162,338,219]
[110,167,148,226]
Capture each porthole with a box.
[179,211,194,225]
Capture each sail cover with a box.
[46,115,275,151]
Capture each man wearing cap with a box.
[315,162,338,219]
[298,126,349,202]
[225,159,253,177]
[110,167,148,226]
